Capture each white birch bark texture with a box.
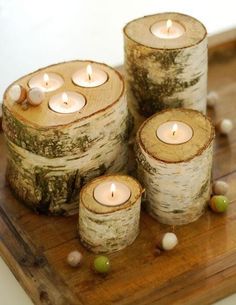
[124,12,208,132]
[135,109,215,225]
[78,175,143,253]
[2,61,131,215]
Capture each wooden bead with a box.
[207,91,219,107]
[209,195,229,213]
[217,119,233,135]
[157,232,178,251]
[93,256,110,274]
[67,251,82,267]
[27,88,45,106]
[8,84,27,104]
[213,180,229,195]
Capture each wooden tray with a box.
[1,29,236,305]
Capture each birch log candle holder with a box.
[124,12,207,131]
[135,108,215,225]
[2,60,130,215]
[78,174,143,253]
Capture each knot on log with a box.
[34,255,47,268]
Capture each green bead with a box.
[210,195,229,213]
[93,256,110,274]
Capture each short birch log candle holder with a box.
[135,108,215,225]
[124,12,207,131]
[2,60,130,215]
[78,174,143,253]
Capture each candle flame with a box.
[172,123,178,136]
[62,92,69,105]
[111,183,116,198]
[43,73,49,86]
[166,19,172,33]
[86,64,93,81]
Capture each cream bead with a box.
[8,84,27,104]
[27,87,45,106]
[218,119,233,135]
[207,91,219,107]
[162,233,178,251]
[67,250,82,267]
[213,180,229,195]
[157,232,178,251]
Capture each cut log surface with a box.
[124,12,207,131]
[2,60,130,215]
[136,108,215,225]
[79,175,143,253]
[0,30,236,305]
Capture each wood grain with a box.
[1,29,236,305]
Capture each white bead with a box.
[28,87,45,106]
[8,84,26,103]
[162,232,178,251]
[207,91,219,107]
[218,119,233,135]
[67,250,82,267]
[9,85,21,101]
[213,180,229,195]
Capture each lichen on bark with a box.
[3,93,129,215]
[127,58,200,117]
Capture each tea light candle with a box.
[94,181,131,206]
[79,175,143,253]
[156,121,193,144]
[28,72,64,92]
[72,64,108,87]
[49,91,86,114]
[150,19,185,39]
[136,108,215,225]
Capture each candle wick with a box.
[88,74,91,81]
[111,191,114,198]
[172,130,176,136]
[45,81,48,86]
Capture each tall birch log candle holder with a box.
[135,108,215,225]
[78,174,143,253]
[124,12,208,131]
[2,60,130,215]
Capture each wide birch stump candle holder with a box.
[78,174,143,253]
[135,108,215,225]
[2,60,130,215]
[124,12,207,131]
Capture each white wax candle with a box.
[28,72,64,92]
[93,181,131,206]
[72,64,108,87]
[156,121,193,144]
[150,19,185,39]
[49,91,86,114]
